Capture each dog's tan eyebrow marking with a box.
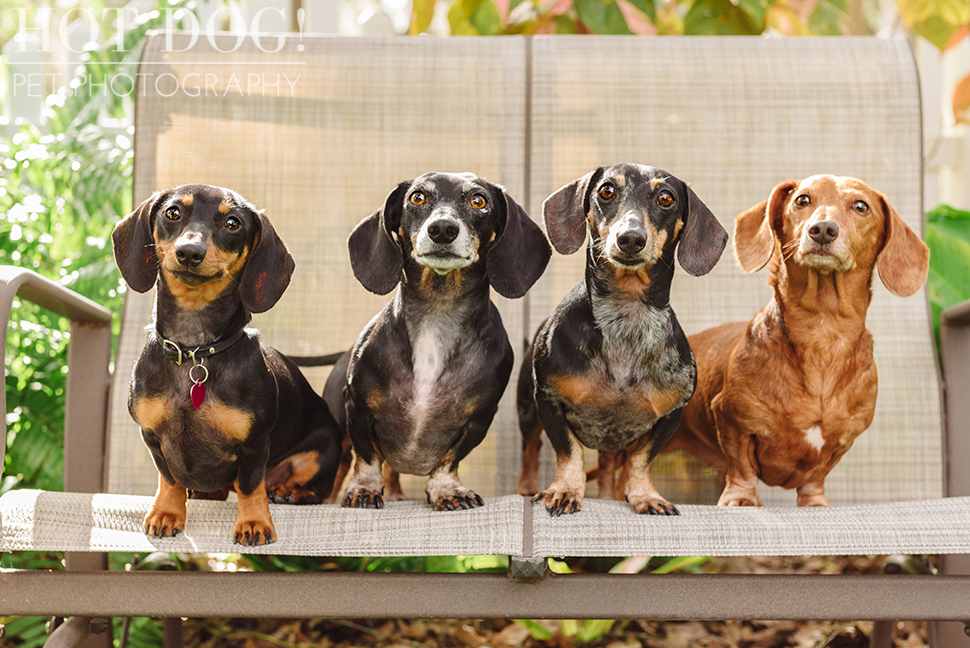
[218,201,232,215]
[614,174,626,187]
[650,178,665,190]
[179,195,194,206]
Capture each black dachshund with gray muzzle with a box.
[517,164,728,516]
[339,172,550,511]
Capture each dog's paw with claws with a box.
[532,488,583,516]
[626,493,679,515]
[425,487,484,511]
[233,517,276,546]
[342,485,385,509]
[717,490,763,507]
[143,509,185,538]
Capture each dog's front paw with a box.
[532,488,583,516]
[233,517,276,546]
[424,469,483,511]
[425,486,484,511]
[626,493,679,515]
[342,485,385,509]
[143,508,185,538]
[717,493,763,507]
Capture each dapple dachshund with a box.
[518,163,728,515]
[339,172,550,511]
[112,184,342,545]
[662,175,929,506]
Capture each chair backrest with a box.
[111,34,940,507]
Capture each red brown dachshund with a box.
[656,175,930,506]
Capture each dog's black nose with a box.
[428,219,460,245]
[175,241,207,267]
[617,229,647,254]
[808,220,839,245]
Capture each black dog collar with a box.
[156,328,247,366]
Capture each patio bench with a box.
[2,33,970,647]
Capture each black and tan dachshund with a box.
[517,164,727,516]
[339,172,550,511]
[112,184,342,545]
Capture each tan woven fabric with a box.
[531,497,970,557]
[5,489,970,557]
[0,490,524,556]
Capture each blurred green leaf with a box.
[449,0,504,34]
[738,0,772,27]
[575,0,634,34]
[411,0,438,33]
[576,619,614,643]
[651,555,710,573]
[514,619,555,640]
[625,0,657,23]
[684,0,761,33]
[925,204,970,348]
[808,0,848,34]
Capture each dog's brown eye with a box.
[852,200,869,214]
[657,191,674,208]
[795,194,811,208]
[225,217,240,231]
[598,184,615,200]
[409,192,426,206]
[470,194,487,210]
[165,205,180,220]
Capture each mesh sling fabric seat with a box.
[2,33,970,644]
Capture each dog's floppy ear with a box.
[112,191,164,293]
[542,168,602,255]
[734,180,796,273]
[348,181,409,295]
[486,189,551,299]
[676,185,728,277]
[238,209,295,313]
[875,192,929,297]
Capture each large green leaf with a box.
[925,204,970,347]
[575,0,635,34]
[684,0,761,34]
[449,0,504,33]
[895,0,970,49]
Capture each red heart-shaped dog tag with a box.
[191,380,206,410]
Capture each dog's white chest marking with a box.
[411,327,445,421]
[408,316,461,441]
[803,425,825,452]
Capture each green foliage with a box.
[925,204,970,348]
[895,0,969,49]
[1,2,192,496]
[574,0,635,35]
[412,0,868,35]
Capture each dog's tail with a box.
[290,351,346,367]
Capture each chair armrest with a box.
[0,266,113,493]
[940,298,970,497]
